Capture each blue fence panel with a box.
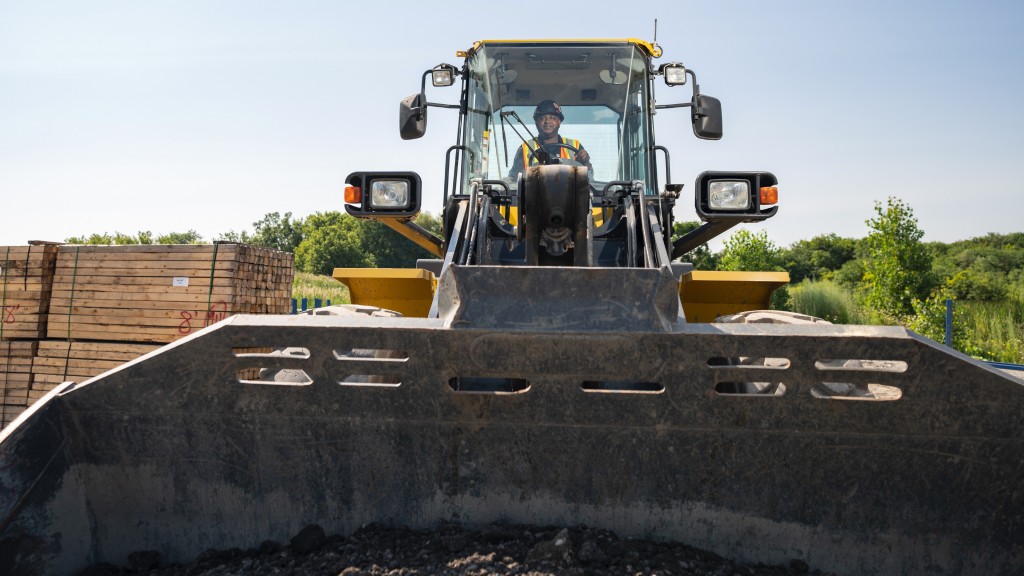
[290,298,332,314]
[987,361,1024,372]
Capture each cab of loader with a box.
[344,39,779,272]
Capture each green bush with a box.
[718,229,784,272]
[294,216,371,274]
[860,197,936,320]
[781,234,857,283]
[908,274,984,357]
[831,258,865,290]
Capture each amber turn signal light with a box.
[344,185,362,203]
[759,186,778,205]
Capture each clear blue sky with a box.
[2,0,1022,249]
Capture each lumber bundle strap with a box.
[62,246,80,342]
[61,246,80,379]
[1,246,7,342]
[205,242,220,324]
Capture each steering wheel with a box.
[545,144,595,185]
[545,143,583,166]
[526,142,584,167]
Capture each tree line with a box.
[66,211,443,275]
[66,198,1023,361]
[678,197,1023,361]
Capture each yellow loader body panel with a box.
[679,270,790,323]
[335,267,791,323]
[332,267,436,318]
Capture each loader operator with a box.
[508,100,592,179]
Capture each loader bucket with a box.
[1,266,1022,576]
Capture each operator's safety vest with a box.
[521,137,581,170]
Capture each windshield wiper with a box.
[500,110,550,165]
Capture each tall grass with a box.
[787,280,1024,364]
[291,272,350,306]
[787,280,871,324]
[960,298,1024,363]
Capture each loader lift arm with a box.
[344,171,445,258]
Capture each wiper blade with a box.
[500,111,549,165]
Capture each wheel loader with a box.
[1,39,1021,576]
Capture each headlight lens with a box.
[663,64,687,85]
[708,180,750,210]
[431,66,455,87]
[370,180,411,209]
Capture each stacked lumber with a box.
[1,341,37,428]
[31,341,161,397]
[47,243,294,344]
[0,244,60,340]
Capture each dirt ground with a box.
[78,523,835,576]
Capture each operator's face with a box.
[535,114,561,140]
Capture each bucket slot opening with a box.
[339,374,402,387]
[233,347,312,385]
[815,359,908,372]
[232,347,310,359]
[714,382,787,396]
[707,356,791,369]
[334,348,407,387]
[334,348,409,362]
[812,359,905,401]
[581,381,663,394]
[708,356,789,396]
[811,382,902,401]
[237,368,313,386]
[448,377,530,394]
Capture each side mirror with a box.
[399,94,427,140]
[691,94,723,140]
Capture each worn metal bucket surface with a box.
[1,311,1021,575]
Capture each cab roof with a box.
[461,38,663,59]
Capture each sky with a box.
[2,0,1022,250]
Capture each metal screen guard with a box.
[1,312,1022,575]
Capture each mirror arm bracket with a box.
[413,68,462,118]
[654,102,693,110]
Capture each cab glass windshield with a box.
[460,42,652,192]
